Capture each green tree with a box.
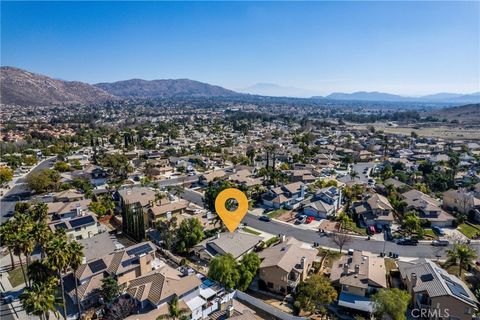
[294,274,337,315]
[26,169,61,194]
[446,243,478,277]
[371,288,410,320]
[100,277,121,305]
[0,165,14,185]
[402,211,422,236]
[157,216,178,250]
[175,218,204,253]
[238,252,261,291]
[208,254,240,290]
[54,162,71,172]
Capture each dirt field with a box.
[350,122,480,140]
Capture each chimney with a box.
[343,263,349,275]
[226,305,234,318]
[76,205,82,217]
[411,273,417,287]
[354,265,360,274]
[300,257,306,270]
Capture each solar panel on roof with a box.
[69,215,95,228]
[420,274,434,282]
[54,223,67,230]
[446,281,473,302]
[126,243,152,257]
[88,259,107,273]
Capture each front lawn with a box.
[8,267,25,288]
[458,223,480,239]
[344,221,367,236]
[423,229,438,240]
[267,209,287,219]
[242,227,261,236]
[263,236,279,248]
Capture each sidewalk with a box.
[0,269,27,320]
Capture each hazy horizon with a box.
[2,1,479,96]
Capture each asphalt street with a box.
[0,157,56,224]
[242,214,480,259]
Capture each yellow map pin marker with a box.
[215,188,249,233]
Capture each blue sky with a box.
[1,1,479,96]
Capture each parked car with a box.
[397,238,419,246]
[305,216,315,224]
[295,215,307,224]
[348,249,354,256]
[432,226,445,236]
[432,239,449,246]
[259,215,271,222]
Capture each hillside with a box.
[95,78,241,98]
[0,66,116,106]
[430,104,480,125]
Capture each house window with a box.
[464,307,473,314]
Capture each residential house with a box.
[228,169,263,188]
[52,189,85,202]
[147,199,189,227]
[398,258,478,320]
[118,187,156,241]
[258,236,317,295]
[199,170,227,186]
[65,241,157,310]
[330,250,387,314]
[301,186,342,219]
[402,189,455,227]
[50,213,100,241]
[47,199,92,221]
[352,193,394,227]
[443,188,480,221]
[262,182,306,209]
[192,232,263,262]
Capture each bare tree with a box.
[331,231,352,253]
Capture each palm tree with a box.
[446,243,477,277]
[20,279,61,320]
[33,222,52,259]
[15,229,36,286]
[156,295,190,320]
[68,241,84,317]
[27,260,55,284]
[0,221,17,271]
[45,232,71,320]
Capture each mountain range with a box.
[314,91,480,104]
[1,66,478,106]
